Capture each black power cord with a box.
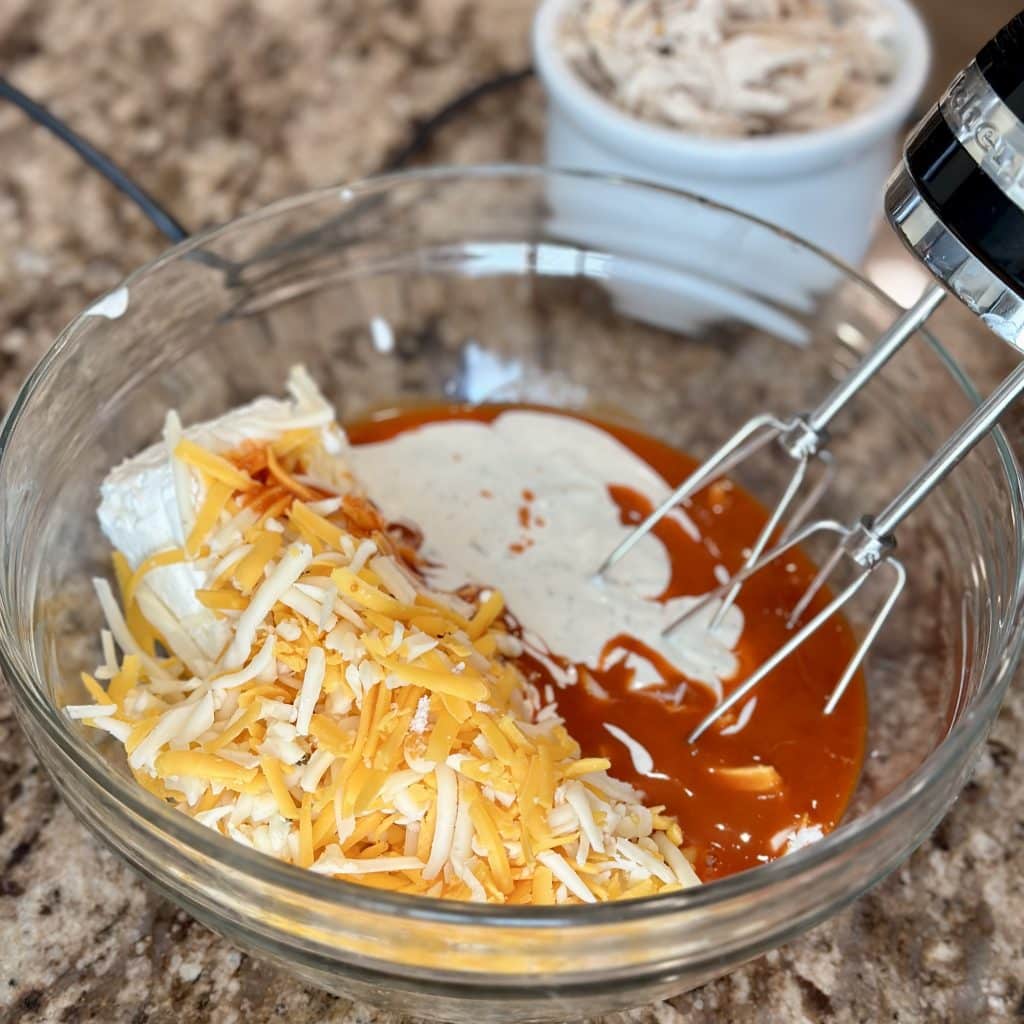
[0,66,534,245]
[0,76,191,243]
[380,65,533,172]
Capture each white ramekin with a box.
[533,0,931,266]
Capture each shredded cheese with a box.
[175,439,257,492]
[77,367,697,904]
[222,543,312,669]
[295,646,326,736]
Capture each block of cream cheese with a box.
[97,367,347,675]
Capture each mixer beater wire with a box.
[596,284,947,622]
[683,359,1024,740]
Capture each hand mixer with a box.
[598,13,1024,742]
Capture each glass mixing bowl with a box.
[1,167,1022,1022]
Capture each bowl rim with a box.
[532,0,932,176]
[1,163,1022,934]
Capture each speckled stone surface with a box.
[1,2,1023,1023]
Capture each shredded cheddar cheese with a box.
[73,367,699,904]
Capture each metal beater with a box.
[598,13,1024,741]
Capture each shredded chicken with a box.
[561,0,898,136]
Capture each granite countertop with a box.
[1,2,1022,1022]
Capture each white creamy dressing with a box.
[350,411,742,694]
[603,722,669,780]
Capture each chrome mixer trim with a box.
[885,162,1024,352]
[941,60,1024,215]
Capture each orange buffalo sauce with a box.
[348,404,867,882]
